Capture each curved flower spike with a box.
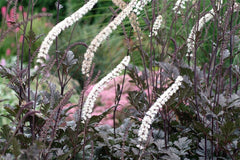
[81,0,139,77]
[81,56,131,122]
[137,76,183,149]
[36,0,98,64]
[186,0,223,57]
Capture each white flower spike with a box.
[137,76,183,149]
[81,56,130,122]
[36,0,98,64]
[149,15,162,37]
[82,0,152,76]
[173,0,190,14]
[186,0,224,57]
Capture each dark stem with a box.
[55,0,64,95]
[229,1,235,97]
[28,0,34,142]
[82,121,88,160]
[113,20,131,137]
[20,0,31,104]
[193,0,201,121]
[137,31,151,107]
[205,135,207,160]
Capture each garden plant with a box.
[0,0,240,159]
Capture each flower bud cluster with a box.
[173,0,189,14]
[81,56,130,122]
[186,0,224,57]
[81,0,139,76]
[186,10,214,57]
[132,0,152,15]
[112,0,142,37]
[149,15,162,37]
[137,76,183,149]
[36,0,98,64]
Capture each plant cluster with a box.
[0,0,240,159]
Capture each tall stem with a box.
[20,0,31,103]
[28,0,35,141]
[229,1,235,97]
[55,0,64,95]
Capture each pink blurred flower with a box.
[19,35,24,43]
[60,71,167,127]
[41,7,47,12]
[1,7,20,31]
[23,12,27,19]
[85,75,138,126]
[0,59,6,66]
[1,6,7,17]
[19,5,23,12]
[11,43,15,47]
[10,8,16,20]
[6,48,11,56]
[9,8,20,32]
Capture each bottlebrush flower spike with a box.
[186,10,215,57]
[36,0,98,64]
[112,0,142,36]
[137,76,183,149]
[186,0,223,57]
[81,56,130,122]
[82,0,152,77]
[132,0,152,15]
[173,0,190,14]
[149,15,162,37]
[81,0,138,77]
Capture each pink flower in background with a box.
[6,48,11,56]
[1,6,7,17]
[9,8,20,32]
[10,8,16,20]
[85,75,138,126]
[1,6,20,32]
[23,12,27,19]
[0,59,6,66]
[41,7,47,12]
[62,73,161,127]
[19,35,24,43]
[11,43,15,47]
[61,75,137,127]
[19,5,23,12]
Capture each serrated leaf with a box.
[16,134,32,144]
[11,137,21,157]
[154,61,179,78]
[228,94,240,108]
[220,121,235,137]
[0,114,14,122]
[32,34,44,43]
[89,106,114,124]
[0,125,12,140]
[174,137,191,152]
[196,139,212,157]
[4,105,16,117]
[62,51,78,71]
[193,121,210,134]
[48,83,60,108]
[57,151,71,160]
[27,30,36,43]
